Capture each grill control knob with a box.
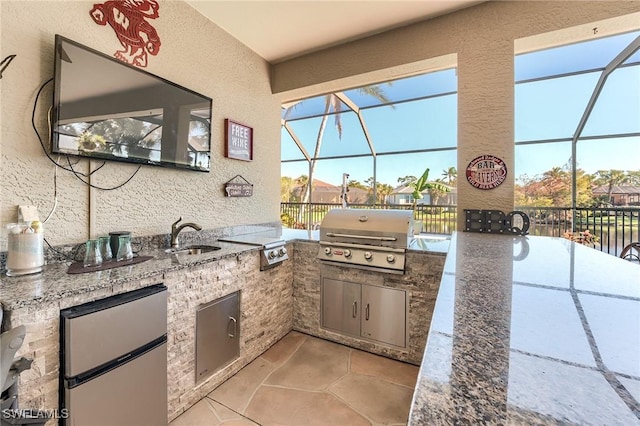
[364,251,373,261]
[343,249,352,258]
[324,247,333,256]
[386,254,396,263]
[278,247,287,257]
[268,250,277,260]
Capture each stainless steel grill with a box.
[317,209,414,274]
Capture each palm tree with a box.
[365,176,376,204]
[377,183,394,204]
[284,86,392,205]
[294,175,309,202]
[441,167,457,185]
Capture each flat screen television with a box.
[51,35,212,172]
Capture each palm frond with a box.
[356,85,394,108]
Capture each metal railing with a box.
[280,202,640,257]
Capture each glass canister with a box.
[5,221,45,277]
[116,234,133,261]
[98,236,113,262]
[83,239,103,268]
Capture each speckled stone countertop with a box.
[0,228,448,311]
[0,241,257,310]
[409,232,640,425]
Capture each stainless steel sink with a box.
[165,245,221,255]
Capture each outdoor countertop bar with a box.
[409,232,640,424]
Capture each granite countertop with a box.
[409,232,640,425]
[0,228,445,311]
[0,241,258,310]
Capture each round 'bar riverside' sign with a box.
[466,155,507,190]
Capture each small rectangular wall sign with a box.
[225,183,253,197]
[224,119,253,161]
[224,175,253,197]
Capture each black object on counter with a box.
[108,231,131,257]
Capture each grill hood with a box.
[319,209,414,249]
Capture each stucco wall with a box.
[0,0,281,245]
[271,1,640,229]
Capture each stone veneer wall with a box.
[165,248,293,420]
[4,245,293,424]
[292,241,445,365]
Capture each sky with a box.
[281,30,640,188]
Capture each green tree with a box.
[441,167,457,185]
[515,168,593,207]
[397,175,417,186]
[594,169,629,203]
[347,180,368,190]
[427,178,449,206]
[280,176,295,202]
[293,175,308,203]
[626,170,640,186]
[377,183,394,204]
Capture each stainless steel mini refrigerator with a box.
[60,284,167,426]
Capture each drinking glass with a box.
[98,236,113,262]
[84,239,102,267]
[116,234,133,261]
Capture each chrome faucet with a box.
[171,217,202,249]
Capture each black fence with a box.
[280,202,639,257]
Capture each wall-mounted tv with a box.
[51,35,212,172]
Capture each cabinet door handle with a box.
[365,304,370,321]
[352,301,358,318]
[228,316,237,338]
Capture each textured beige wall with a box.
[271,1,640,228]
[0,0,281,245]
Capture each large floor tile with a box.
[170,398,226,426]
[208,357,276,413]
[245,386,371,426]
[265,337,350,390]
[350,349,419,388]
[260,331,307,365]
[207,400,257,424]
[329,373,415,424]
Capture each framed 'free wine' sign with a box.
[225,119,253,161]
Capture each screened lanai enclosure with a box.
[280,29,640,257]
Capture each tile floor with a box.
[170,331,419,426]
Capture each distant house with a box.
[388,184,457,205]
[291,179,370,204]
[592,185,640,206]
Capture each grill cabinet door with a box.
[196,291,240,384]
[321,278,361,337]
[361,284,406,347]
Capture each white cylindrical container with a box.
[5,222,45,276]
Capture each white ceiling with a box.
[186,1,484,63]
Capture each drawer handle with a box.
[365,304,370,321]
[352,301,357,318]
[228,316,237,338]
